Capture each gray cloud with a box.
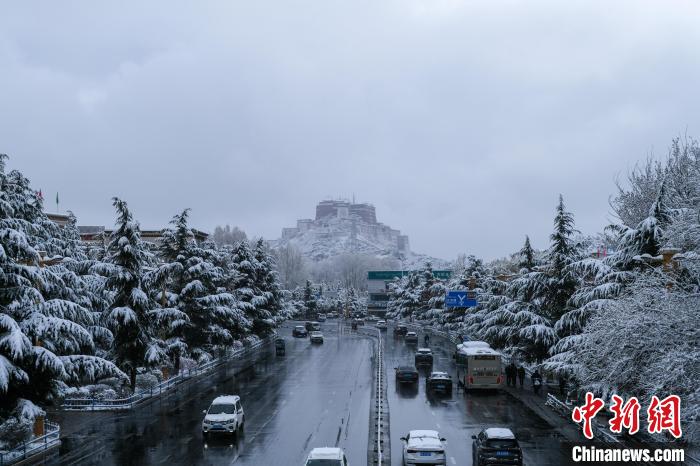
[2,0,699,259]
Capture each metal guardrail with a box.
[353,325,386,464]
[375,327,384,465]
[62,336,274,411]
[0,421,60,466]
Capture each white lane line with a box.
[450,457,456,464]
[436,423,441,428]
[431,411,436,416]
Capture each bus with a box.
[454,341,491,365]
[455,346,504,390]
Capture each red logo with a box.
[572,392,605,439]
[647,395,682,438]
[609,395,640,435]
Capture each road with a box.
[384,327,572,465]
[50,320,573,465]
[51,321,372,465]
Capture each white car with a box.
[376,320,387,330]
[310,331,324,344]
[401,430,446,465]
[201,395,244,438]
[304,447,349,466]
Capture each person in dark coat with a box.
[517,365,525,387]
[506,362,516,386]
[559,374,568,396]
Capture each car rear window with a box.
[306,460,341,466]
[485,439,518,449]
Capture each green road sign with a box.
[367,270,452,280]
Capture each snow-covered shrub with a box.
[574,272,700,444]
[135,372,160,393]
[0,400,44,450]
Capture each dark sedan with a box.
[394,365,419,384]
[393,324,408,337]
[292,326,308,338]
[472,428,523,466]
[426,371,453,395]
[414,348,433,366]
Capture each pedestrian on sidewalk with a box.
[517,365,525,387]
[531,369,543,394]
[506,362,516,387]
[559,374,568,396]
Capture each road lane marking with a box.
[450,457,456,464]
[436,423,441,428]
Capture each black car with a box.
[305,321,314,331]
[414,348,433,366]
[292,326,308,338]
[395,365,419,384]
[393,325,408,337]
[472,428,523,466]
[426,371,453,395]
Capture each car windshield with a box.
[485,439,518,449]
[306,460,341,466]
[296,326,304,330]
[208,404,236,414]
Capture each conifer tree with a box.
[519,236,535,271]
[303,280,317,318]
[0,156,121,430]
[103,198,162,391]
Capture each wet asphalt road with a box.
[52,321,371,465]
[50,320,573,465]
[384,329,571,465]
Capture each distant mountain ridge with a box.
[269,199,449,269]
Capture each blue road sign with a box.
[444,290,478,308]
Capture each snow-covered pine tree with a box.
[542,195,581,321]
[519,236,535,271]
[0,156,122,440]
[303,280,317,318]
[252,238,281,334]
[229,240,268,338]
[143,210,190,374]
[386,272,417,321]
[102,198,163,391]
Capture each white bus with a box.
[455,346,504,390]
[454,341,491,365]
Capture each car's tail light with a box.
[496,375,502,384]
[468,376,474,385]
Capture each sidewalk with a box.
[502,383,582,442]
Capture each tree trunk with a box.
[173,350,181,376]
[130,366,137,393]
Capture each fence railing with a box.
[0,421,60,466]
[62,336,274,411]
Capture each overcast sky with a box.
[2,1,699,260]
